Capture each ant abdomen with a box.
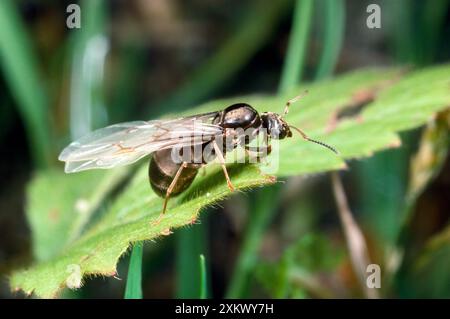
[149,149,199,197]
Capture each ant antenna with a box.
[282,90,309,117]
[289,125,338,155]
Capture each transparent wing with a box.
[59,112,222,173]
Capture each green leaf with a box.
[401,109,450,235]
[10,65,450,298]
[26,168,129,262]
[11,164,273,298]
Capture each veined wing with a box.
[59,112,222,173]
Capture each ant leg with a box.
[245,145,272,163]
[200,166,207,177]
[265,135,272,155]
[212,141,234,192]
[264,134,272,157]
[162,162,188,213]
[245,133,272,163]
[283,90,308,116]
[151,162,187,226]
[244,148,262,163]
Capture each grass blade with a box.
[176,224,208,298]
[124,242,143,299]
[199,254,208,299]
[314,0,345,80]
[69,0,108,139]
[388,0,415,63]
[0,0,52,167]
[418,0,450,64]
[279,0,314,92]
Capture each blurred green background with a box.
[0,0,449,298]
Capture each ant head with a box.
[260,91,338,154]
[261,112,292,140]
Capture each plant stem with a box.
[331,172,378,299]
[124,242,144,299]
